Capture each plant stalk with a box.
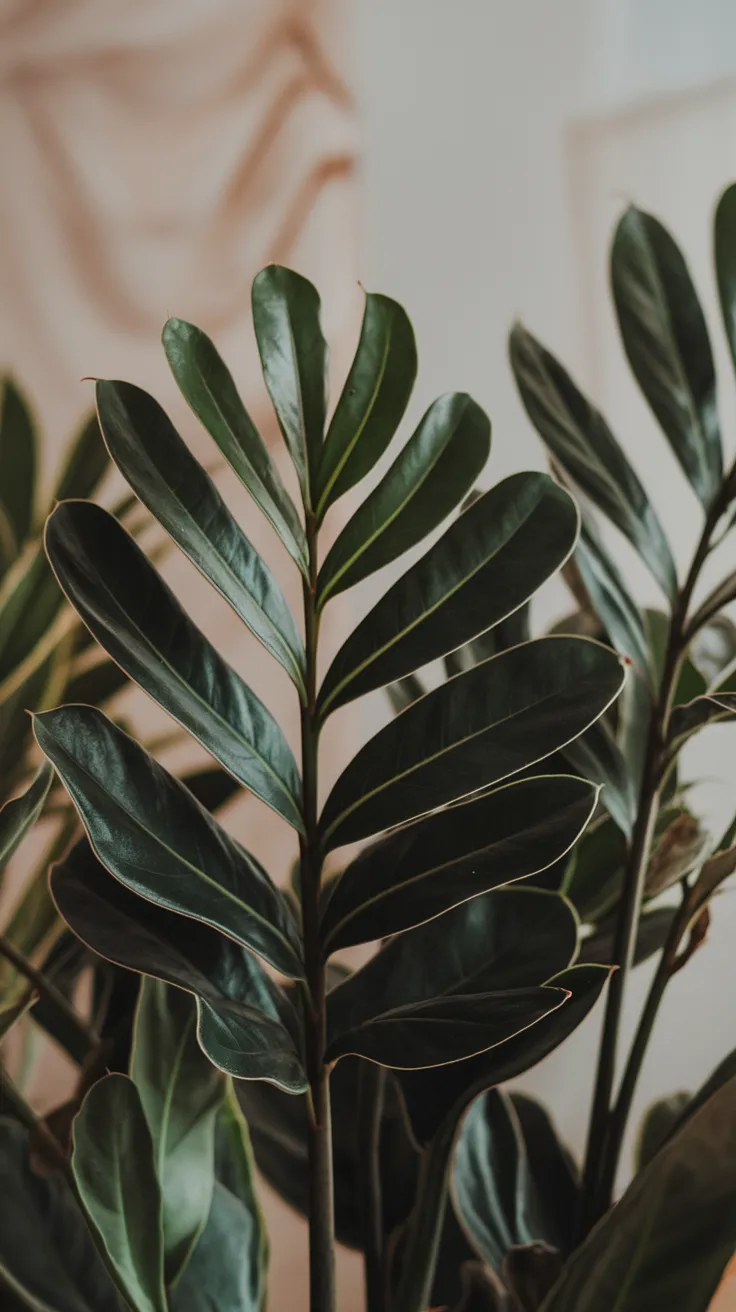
[578,484,729,1235]
[300,512,335,1312]
[0,934,97,1052]
[358,1062,387,1312]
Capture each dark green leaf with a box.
[0,761,53,877]
[453,1090,549,1272]
[561,719,635,837]
[509,324,676,600]
[72,1074,166,1312]
[131,979,224,1285]
[0,378,36,549]
[561,815,626,923]
[318,393,491,605]
[251,265,326,503]
[45,504,303,830]
[320,774,597,954]
[451,1262,511,1312]
[510,1094,579,1256]
[171,1182,263,1312]
[611,207,722,507]
[668,1048,736,1143]
[540,1075,736,1312]
[36,706,304,978]
[400,965,609,1147]
[208,1083,267,1309]
[645,609,706,705]
[580,905,676,968]
[503,1244,563,1312]
[0,1117,120,1312]
[575,520,651,676]
[50,837,306,1092]
[53,414,109,506]
[319,473,578,716]
[386,672,425,715]
[326,888,577,1067]
[162,317,307,572]
[668,692,736,744]
[320,635,624,850]
[94,382,306,692]
[635,1093,691,1171]
[316,292,417,517]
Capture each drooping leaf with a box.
[50,837,306,1093]
[611,206,722,508]
[326,888,578,1067]
[318,393,491,605]
[644,811,706,898]
[453,1090,551,1274]
[320,636,624,850]
[72,1074,167,1312]
[320,774,598,954]
[0,1117,120,1312]
[316,292,417,517]
[691,843,736,907]
[635,1093,691,1171]
[575,520,651,676]
[319,473,578,716]
[0,761,53,878]
[540,1075,736,1312]
[0,378,36,549]
[53,414,109,506]
[399,965,609,1147]
[162,317,307,572]
[251,265,327,503]
[45,507,304,831]
[509,324,676,601]
[131,979,224,1285]
[93,383,306,693]
[667,692,736,744]
[35,706,304,978]
[560,718,635,837]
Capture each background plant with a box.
[4,184,736,1312]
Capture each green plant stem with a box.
[578,486,729,1236]
[0,934,97,1052]
[358,1062,387,1312]
[300,512,335,1312]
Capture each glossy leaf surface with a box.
[46,504,303,830]
[326,888,577,1067]
[561,719,635,837]
[575,521,651,675]
[50,838,306,1092]
[316,292,417,516]
[540,1075,736,1311]
[72,1074,166,1312]
[162,317,307,571]
[35,706,303,978]
[251,265,327,502]
[320,636,624,850]
[94,382,306,692]
[319,472,578,715]
[611,207,721,508]
[131,979,224,1285]
[509,324,676,600]
[318,392,491,604]
[320,774,597,954]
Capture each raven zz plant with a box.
[5,184,736,1312]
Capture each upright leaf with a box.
[45,505,304,831]
[72,1074,167,1312]
[162,318,307,572]
[318,393,491,604]
[320,636,624,850]
[132,979,224,1285]
[540,1075,736,1312]
[560,719,635,837]
[251,265,327,503]
[51,837,307,1093]
[35,706,304,978]
[0,377,36,549]
[575,520,651,676]
[0,761,53,878]
[326,888,578,1067]
[316,292,417,517]
[509,324,676,600]
[319,473,578,716]
[611,207,722,508]
[320,775,597,954]
[171,1182,264,1312]
[210,1084,268,1308]
[94,382,306,693]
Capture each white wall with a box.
[349,0,736,1183]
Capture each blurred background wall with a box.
[4,0,736,1306]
